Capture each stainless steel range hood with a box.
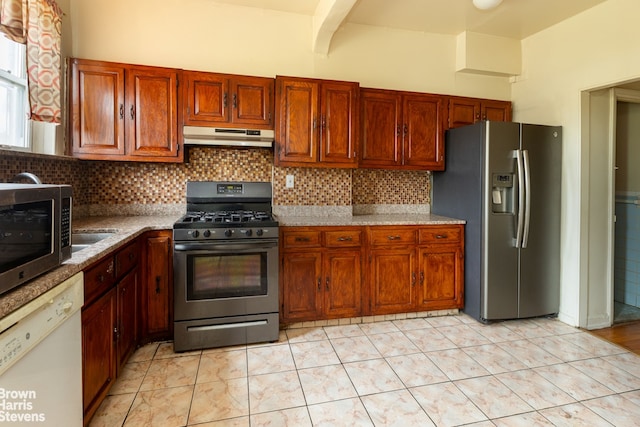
[183,126,274,148]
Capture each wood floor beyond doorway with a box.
[590,320,640,355]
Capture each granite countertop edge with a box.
[0,215,181,320]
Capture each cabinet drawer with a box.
[84,256,116,304]
[324,230,362,247]
[281,230,322,249]
[369,228,416,246]
[115,240,139,279]
[419,226,462,244]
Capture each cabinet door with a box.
[116,269,138,373]
[482,100,512,122]
[231,76,274,128]
[71,60,125,156]
[448,97,480,129]
[143,231,173,340]
[183,71,229,125]
[402,94,445,170]
[319,81,359,167]
[82,288,116,419]
[417,245,463,310]
[324,250,362,318]
[281,251,322,322]
[369,248,415,315]
[126,67,180,159]
[275,77,319,166]
[360,89,401,168]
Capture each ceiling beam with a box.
[312,0,357,55]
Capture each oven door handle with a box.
[174,241,278,252]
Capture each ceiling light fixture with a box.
[472,0,503,10]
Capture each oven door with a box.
[173,239,279,320]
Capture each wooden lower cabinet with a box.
[141,230,173,341]
[82,287,116,425]
[280,227,362,323]
[116,269,138,372]
[82,230,174,425]
[369,246,415,314]
[280,224,464,323]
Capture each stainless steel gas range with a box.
[173,181,279,352]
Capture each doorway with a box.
[614,99,640,323]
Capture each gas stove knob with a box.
[245,229,253,237]
[256,229,264,236]
[203,230,211,238]
[224,229,233,238]
[191,230,200,238]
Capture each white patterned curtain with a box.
[0,0,62,124]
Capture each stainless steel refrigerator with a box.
[432,121,562,322]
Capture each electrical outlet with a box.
[286,175,294,188]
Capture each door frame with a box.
[581,87,640,329]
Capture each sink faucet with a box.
[12,172,43,184]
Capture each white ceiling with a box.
[211,0,607,40]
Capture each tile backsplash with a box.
[1,147,431,214]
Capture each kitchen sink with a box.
[71,232,115,253]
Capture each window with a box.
[0,35,29,150]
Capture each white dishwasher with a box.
[0,272,83,426]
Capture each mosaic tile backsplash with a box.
[1,147,431,213]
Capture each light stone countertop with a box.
[0,215,180,319]
[276,213,465,227]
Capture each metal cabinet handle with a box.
[295,237,310,242]
[317,278,321,291]
[129,105,134,120]
[396,125,401,136]
[337,236,353,242]
[420,271,424,285]
[403,124,408,135]
[233,93,237,109]
[387,235,401,241]
[119,104,124,119]
[223,92,228,108]
[435,234,447,239]
[128,252,135,261]
[97,274,105,283]
[412,272,416,286]
[326,277,330,291]
[155,276,161,294]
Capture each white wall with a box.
[512,0,640,327]
[68,0,510,99]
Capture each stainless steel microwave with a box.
[0,184,72,295]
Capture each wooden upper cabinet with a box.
[183,71,274,128]
[71,62,125,156]
[402,94,445,169]
[360,88,444,170]
[126,67,179,159]
[448,96,512,129]
[360,89,401,168]
[275,76,358,168]
[70,58,182,162]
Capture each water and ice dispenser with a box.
[491,173,513,213]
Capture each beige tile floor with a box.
[89,314,640,426]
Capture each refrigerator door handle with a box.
[522,150,531,248]
[515,149,525,248]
